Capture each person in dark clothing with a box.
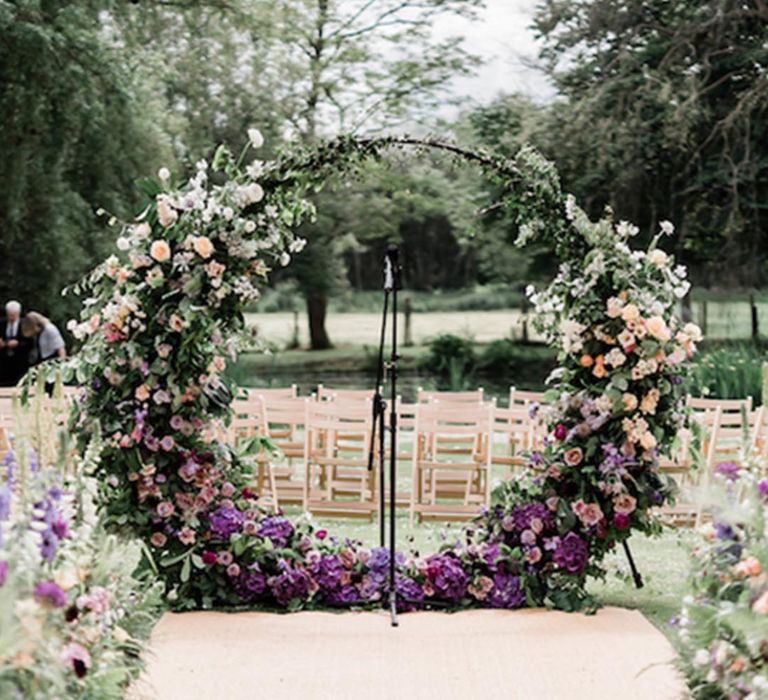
[0,300,32,387]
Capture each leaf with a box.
[180,556,191,583]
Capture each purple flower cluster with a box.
[424,553,469,603]
[268,562,313,606]
[511,502,552,532]
[552,532,589,575]
[233,565,267,603]
[486,572,525,609]
[258,516,294,548]
[208,506,245,540]
[33,580,68,608]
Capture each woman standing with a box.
[21,312,66,365]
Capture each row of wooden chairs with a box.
[657,396,766,526]
[230,385,547,522]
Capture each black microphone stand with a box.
[366,244,401,627]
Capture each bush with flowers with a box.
[60,129,700,613]
[0,433,163,698]
[677,464,768,699]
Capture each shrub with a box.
[689,344,767,404]
[419,334,476,389]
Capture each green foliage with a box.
[0,1,172,322]
[689,344,767,405]
[419,333,477,388]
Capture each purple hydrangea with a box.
[259,516,294,549]
[511,502,552,533]
[268,562,312,606]
[425,553,469,603]
[233,565,268,603]
[394,574,424,612]
[552,532,589,575]
[486,572,525,609]
[33,580,67,608]
[208,506,245,540]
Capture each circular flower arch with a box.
[65,131,701,612]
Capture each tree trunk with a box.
[306,293,332,350]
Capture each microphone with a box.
[383,244,402,291]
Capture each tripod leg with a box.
[622,540,644,589]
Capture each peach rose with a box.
[135,384,150,401]
[564,447,584,467]
[734,556,762,578]
[623,393,638,412]
[639,431,657,450]
[621,303,640,323]
[613,493,637,515]
[646,315,671,342]
[752,590,768,614]
[579,354,594,368]
[156,195,178,228]
[193,236,214,259]
[150,240,171,263]
[592,355,607,378]
[572,500,604,527]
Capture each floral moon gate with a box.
[67,131,701,612]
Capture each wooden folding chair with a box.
[410,402,493,523]
[258,396,309,505]
[509,387,546,409]
[657,406,721,527]
[303,400,378,519]
[490,401,534,477]
[316,385,377,402]
[416,387,484,404]
[237,385,298,402]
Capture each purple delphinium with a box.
[552,532,589,575]
[486,571,525,609]
[268,562,312,606]
[425,553,469,603]
[208,506,245,540]
[258,516,294,549]
[233,565,268,603]
[33,580,68,608]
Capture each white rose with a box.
[116,237,130,251]
[244,220,256,233]
[247,128,264,149]
[158,167,171,181]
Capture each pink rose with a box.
[564,447,584,467]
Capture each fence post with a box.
[521,297,529,343]
[700,300,708,336]
[403,297,413,347]
[750,293,759,342]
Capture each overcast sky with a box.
[432,0,556,112]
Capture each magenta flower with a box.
[0,560,7,587]
[61,642,92,678]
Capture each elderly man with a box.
[0,300,31,387]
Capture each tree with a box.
[0,1,172,322]
[260,0,483,348]
[530,0,768,286]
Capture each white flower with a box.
[222,207,234,221]
[559,319,587,354]
[196,159,208,171]
[116,237,130,251]
[244,220,256,233]
[564,194,577,221]
[289,237,306,253]
[616,220,639,238]
[280,252,291,267]
[604,348,627,368]
[133,222,151,240]
[246,160,265,179]
[647,249,668,268]
[158,167,171,181]
[659,220,674,235]
[247,128,264,149]
[693,649,710,667]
